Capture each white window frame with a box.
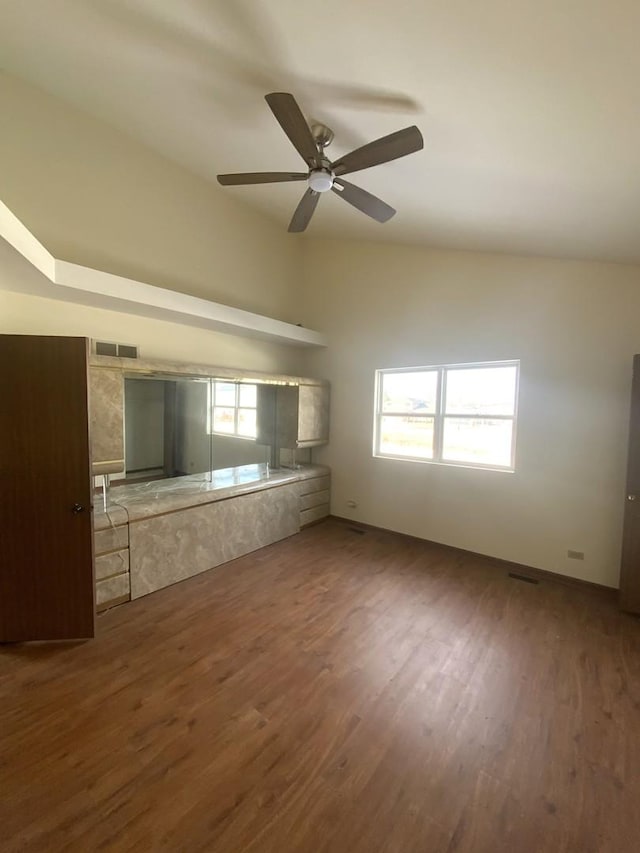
[208,381,258,440]
[373,360,519,472]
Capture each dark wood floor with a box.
[2,519,640,852]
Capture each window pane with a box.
[381,371,438,414]
[213,407,235,433]
[238,408,257,438]
[445,366,517,415]
[379,415,434,459]
[442,417,513,467]
[214,382,236,406]
[239,384,257,408]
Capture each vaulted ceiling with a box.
[1,0,640,262]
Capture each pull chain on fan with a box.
[217,92,423,233]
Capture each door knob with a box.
[628,495,636,502]
[71,503,85,513]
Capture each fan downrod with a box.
[310,122,334,151]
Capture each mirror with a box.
[123,376,272,483]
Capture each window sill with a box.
[373,453,515,474]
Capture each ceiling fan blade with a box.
[332,179,396,223]
[288,188,320,233]
[331,126,424,177]
[217,171,307,186]
[265,93,320,167]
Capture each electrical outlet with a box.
[567,550,585,560]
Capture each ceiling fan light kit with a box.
[308,170,334,193]
[217,92,424,233]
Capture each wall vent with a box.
[94,340,139,359]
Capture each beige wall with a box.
[299,238,640,587]
[0,72,301,324]
[0,279,300,375]
[0,71,304,374]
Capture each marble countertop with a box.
[93,463,329,528]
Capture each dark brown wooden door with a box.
[0,335,95,640]
[620,354,640,613]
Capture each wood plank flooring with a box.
[1,518,640,852]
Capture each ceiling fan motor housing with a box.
[308,169,334,193]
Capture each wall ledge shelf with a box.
[0,199,326,348]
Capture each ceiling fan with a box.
[217,92,424,233]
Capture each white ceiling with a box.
[1,0,640,262]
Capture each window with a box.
[209,381,258,439]
[374,361,519,470]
